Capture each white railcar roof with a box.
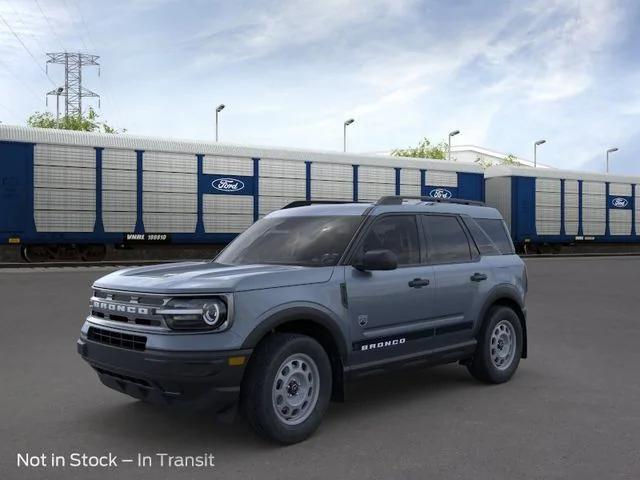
[485,165,640,184]
[0,125,484,174]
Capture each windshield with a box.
[215,215,363,267]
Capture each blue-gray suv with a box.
[78,196,528,444]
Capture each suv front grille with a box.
[90,289,169,329]
[88,326,147,351]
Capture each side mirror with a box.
[354,249,398,271]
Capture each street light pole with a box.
[606,148,618,173]
[55,87,64,124]
[534,139,546,168]
[343,118,355,152]
[448,130,460,162]
[215,104,225,142]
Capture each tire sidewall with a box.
[479,307,523,383]
[252,335,332,444]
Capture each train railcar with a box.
[485,165,640,252]
[0,125,485,261]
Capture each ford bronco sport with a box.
[78,196,527,444]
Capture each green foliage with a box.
[475,153,523,169]
[391,137,449,160]
[27,107,124,133]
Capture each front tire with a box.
[467,306,523,384]
[241,333,332,444]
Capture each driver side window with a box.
[359,215,420,266]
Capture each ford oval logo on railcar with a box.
[611,197,629,208]
[212,178,245,192]
[429,188,453,199]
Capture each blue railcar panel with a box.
[560,179,565,236]
[94,148,104,234]
[196,154,205,234]
[511,176,536,242]
[0,142,31,235]
[425,185,459,198]
[456,172,484,202]
[253,157,260,221]
[578,180,583,236]
[607,194,633,209]
[605,182,610,237]
[201,174,255,195]
[632,185,636,236]
[352,165,359,202]
[135,150,144,234]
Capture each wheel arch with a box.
[242,306,348,401]
[477,285,528,358]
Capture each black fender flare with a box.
[476,284,528,358]
[241,304,349,359]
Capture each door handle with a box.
[470,272,488,282]
[408,278,430,288]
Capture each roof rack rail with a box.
[281,200,358,210]
[375,196,485,206]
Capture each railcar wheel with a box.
[21,244,60,263]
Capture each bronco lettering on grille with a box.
[92,301,149,315]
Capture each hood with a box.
[93,261,335,294]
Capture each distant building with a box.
[367,145,551,168]
[450,145,550,168]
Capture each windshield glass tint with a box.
[215,216,362,266]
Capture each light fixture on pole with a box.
[343,118,355,152]
[55,87,64,123]
[448,130,460,162]
[215,104,225,142]
[606,147,618,173]
[533,139,546,168]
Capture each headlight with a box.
[157,298,229,331]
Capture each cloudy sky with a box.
[1,0,639,173]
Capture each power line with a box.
[0,12,56,87]
[33,0,66,52]
[69,0,98,52]
[0,57,43,103]
[3,0,49,56]
[68,0,124,126]
[61,0,89,51]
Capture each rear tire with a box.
[467,306,522,384]
[241,333,332,444]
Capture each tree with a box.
[474,153,523,169]
[27,107,124,133]
[391,137,449,160]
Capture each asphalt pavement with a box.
[1,257,639,480]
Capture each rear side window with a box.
[475,218,515,254]
[463,218,501,256]
[358,215,420,266]
[422,215,471,264]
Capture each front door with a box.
[346,214,437,364]
[421,214,489,346]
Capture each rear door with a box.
[345,214,437,363]
[421,214,492,344]
[0,142,30,232]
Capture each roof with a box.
[485,165,640,184]
[451,145,550,168]
[267,200,502,219]
[0,125,484,174]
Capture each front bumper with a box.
[77,334,251,412]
